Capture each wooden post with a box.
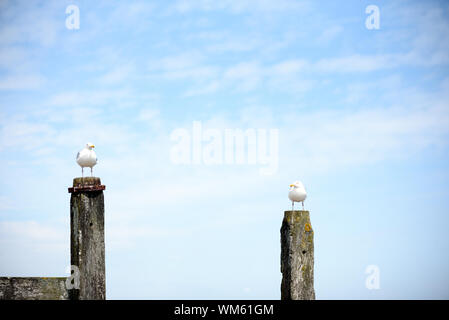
[69,177,106,300]
[0,177,106,300]
[281,210,315,300]
[0,277,68,300]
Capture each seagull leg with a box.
[91,167,93,177]
[82,167,84,178]
[302,201,304,210]
[292,201,294,211]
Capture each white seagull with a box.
[76,142,97,177]
[288,181,307,211]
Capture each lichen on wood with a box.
[70,177,106,300]
[0,177,106,300]
[0,277,68,300]
[281,210,315,300]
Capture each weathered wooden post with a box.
[0,278,68,300]
[68,177,106,300]
[0,177,106,300]
[281,210,315,300]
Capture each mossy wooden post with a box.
[69,177,106,300]
[281,210,315,300]
[0,277,68,300]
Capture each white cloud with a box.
[205,38,261,53]
[0,195,14,211]
[270,59,308,75]
[148,52,204,71]
[0,46,28,69]
[148,52,219,81]
[183,81,220,97]
[162,66,219,80]
[280,99,449,173]
[171,0,309,14]
[396,3,449,66]
[0,74,46,90]
[47,89,133,107]
[183,59,310,95]
[137,108,160,122]
[314,54,395,73]
[0,221,64,243]
[224,61,261,79]
[146,47,446,98]
[109,1,156,21]
[0,120,55,152]
[316,25,343,44]
[0,1,59,47]
[0,220,68,276]
[97,64,135,85]
[106,223,190,250]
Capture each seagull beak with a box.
[289,184,295,187]
[91,145,95,148]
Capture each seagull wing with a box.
[76,151,80,160]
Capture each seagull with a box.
[76,142,97,177]
[288,181,307,211]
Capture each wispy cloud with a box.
[0,221,64,243]
[315,25,344,44]
[313,54,396,73]
[0,1,60,47]
[283,102,449,172]
[47,89,134,108]
[171,0,309,14]
[96,64,136,85]
[0,74,46,90]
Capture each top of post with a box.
[68,177,106,193]
[284,210,309,214]
[283,210,310,223]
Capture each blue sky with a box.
[1,0,449,299]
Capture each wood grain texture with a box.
[281,210,315,300]
[70,177,106,300]
[0,277,68,300]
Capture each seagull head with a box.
[289,181,305,190]
[86,142,95,150]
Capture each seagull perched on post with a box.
[288,181,307,211]
[76,142,97,177]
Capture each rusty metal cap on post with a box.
[68,177,106,193]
